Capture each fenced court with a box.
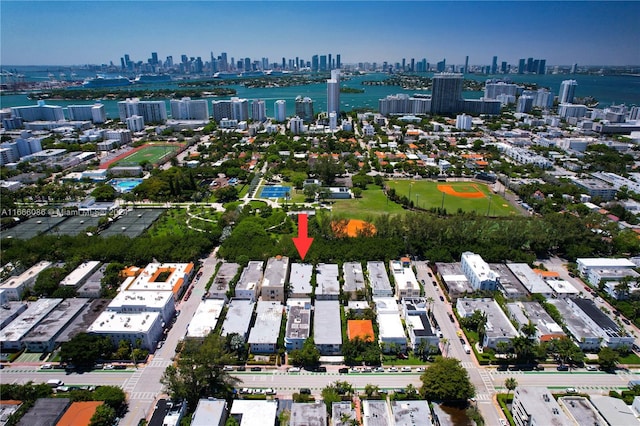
[259,186,292,199]
[100,208,165,238]
[1,216,67,240]
[43,215,102,236]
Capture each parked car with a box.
[401,367,412,372]
[40,364,52,370]
[240,388,252,394]
[439,295,445,302]
[557,365,569,371]
[236,366,246,371]
[349,367,360,373]
[299,388,311,395]
[103,364,115,370]
[623,318,631,325]
[250,366,262,372]
[265,388,276,395]
[586,365,598,371]
[287,367,301,373]
[373,367,385,373]
[338,367,349,374]
[223,366,234,371]
[565,387,577,393]
[313,366,327,373]
[387,367,398,372]
[415,367,425,372]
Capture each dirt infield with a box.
[437,184,486,199]
[332,219,377,237]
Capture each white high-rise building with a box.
[231,97,249,121]
[170,97,209,120]
[328,112,338,130]
[252,100,266,122]
[118,98,167,123]
[327,70,340,114]
[559,80,578,104]
[126,115,145,132]
[274,100,286,122]
[455,114,472,130]
[67,103,106,124]
[289,116,304,134]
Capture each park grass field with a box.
[386,180,519,216]
[331,185,405,220]
[114,144,180,166]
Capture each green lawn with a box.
[332,185,405,220]
[115,144,180,166]
[386,180,519,216]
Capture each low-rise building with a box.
[262,256,289,302]
[456,298,518,349]
[391,400,433,426]
[285,299,312,351]
[400,298,428,318]
[576,257,636,278]
[220,298,255,340]
[0,298,62,350]
[511,387,573,426]
[587,268,640,290]
[22,298,89,352]
[235,261,264,301]
[390,260,421,299]
[491,263,529,300]
[367,261,393,297]
[342,262,365,300]
[125,262,193,299]
[208,262,240,300]
[374,297,407,353]
[191,398,227,426]
[557,396,607,426]
[332,402,358,426]
[461,252,499,291]
[290,402,327,426]
[545,278,581,299]
[247,301,283,353]
[18,398,71,426]
[56,401,104,426]
[289,263,313,298]
[186,299,225,339]
[0,261,52,301]
[506,301,565,343]
[547,299,603,351]
[589,395,640,425]
[229,399,277,426]
[568,297,634,349]
[108,290,175,323]
[507,263,553,297]
[87,310,163,350]
[77,263,107,298]
[316,263,340,300]
[0,301,28,329]
[347,319,375,343]
[362,400,392,426]
[314,300,342,355]
[405,314,439,351]
[60,261,101,288]
[433,263,474,301]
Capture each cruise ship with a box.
[133,74,172,84]
[82,75,131,88]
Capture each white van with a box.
[463,344,471,354]
[47,379,64,387]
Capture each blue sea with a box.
[1,66,638,119]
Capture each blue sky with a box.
[1,1,639,66]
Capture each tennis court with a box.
[100,208,165,238]
[259,186,292,199]
[1,216,67,240]
[43,215,102,236]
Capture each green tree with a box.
[215,186,239,203]
[320,382,343,414]
[91,184,118,202]
[504,377,518,400]
[89,403,117,426]
[93,386,127,412]
[597,347,619,372]
[420,357,475,402]
[288,338,321,368]
[60,333,113,368]
[33,267,67,297]
[161,333,239,409]
[364,383,379,398]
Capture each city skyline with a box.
[1,1,639,67]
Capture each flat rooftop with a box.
[435,262,473,294]
[126,262,193,294]
[286,304,311,341]
[491,263,528,298]
[290,402,327,426]
[60,261,101,287]
[191,399,227,426]
[367,261,392,294]
[314,300,342,346]
[18,397,71,426]
[88,310,161,334]
[363,400,392,426]
[577,258,636,269]
[289,263,313,295]
[513,387,572,426]
[263,256,289,290]
[0,261,52,289]
[378,312,406,340]
[109,290,173,310]
[507,301,564,338]
[229,399,278,426]
[407,314,435,337]
[343,262,365,293]
[23,298,89,344]
[236,261,264,294]
[507,263,553,294]
[0,298,62,343]
[590,395,640,425]
[220,298,255,337]
[0,301,28,329]
[391,400,433,426]
[209,262,240,296]
[389,261,419,293]
[558,396,606,426]
[457,298,518,340]
[571,297,626,338]
[548,299,599,342]
[373,297,399,314]
[332,402,357,426]
[248,301,283,345]
[187,299,225,338]
[316,263,340,296]
[545,279,580,295]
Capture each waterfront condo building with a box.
[559,79,578,104]
[295,96,314,122]
[170,97,209,120]
[327,69,340,114]
[118,98,167,123]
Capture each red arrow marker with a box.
[292,213,314,260]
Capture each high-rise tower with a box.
[430,73,463,115]
[559,80,578,104]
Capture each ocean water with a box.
[1,67,638,119]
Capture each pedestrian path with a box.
[123,369,144,393]
[478,369,496,393]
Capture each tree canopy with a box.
[420,357,475,402]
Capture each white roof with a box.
[0,261,52,289]
[248,301,283,344]
[377,312,406,339]
[230,399,277,426]
[88,310,161,334]
[545,279,580,295]
[126,262,192,292]
[60,261,101,287]
[187,299,225,338]
[577,258,636,268]
[289,263,313,295]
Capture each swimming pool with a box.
[109,178,143,193]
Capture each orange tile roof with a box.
[348,320,374,342]
[533,269,560,278]
[121,266,141,277]
[56,401,103,426]
[408,144,418,150]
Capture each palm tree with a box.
[505,377,518,400]
[615,276,631,300]
[521,321,537,340]
[477,312,488,346]
[426,296,435,313]
[441,338,450,357]
[405,383,418,398]
[364,383,379,398]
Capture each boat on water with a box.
[82,75,132,88]
[213,72,240,79]
[133,74,172,84]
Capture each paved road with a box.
[119,248,219,426]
